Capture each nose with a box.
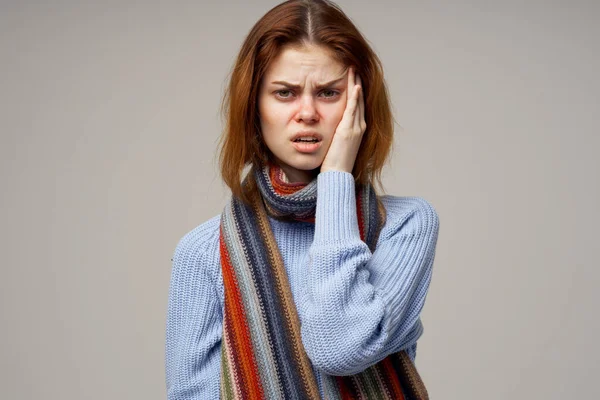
[296,95,319,123]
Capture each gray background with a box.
[1,0,598,398]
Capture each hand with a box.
[320,66,365,174]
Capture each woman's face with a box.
[258,44,348,183]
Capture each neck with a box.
[277,164,319,184]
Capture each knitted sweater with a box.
[165,171,440,399]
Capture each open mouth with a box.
[293,137,321,143]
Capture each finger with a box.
[347,66,355,94]
[357,74,365,130]
[353,74,362,128]
[347,67,354,101]
[339,86,358,132]
[342,68,358,115]
[353,85,361,129]
[346,85,360,118]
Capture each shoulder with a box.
[377,196,440,242]
[171,214,222,281]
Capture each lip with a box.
[292,140,322,153]
[291,131,324,142]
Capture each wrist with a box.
[313,171,360,242]
[319,165,353,174]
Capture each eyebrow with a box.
[270,77,345,90]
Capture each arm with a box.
[165,219,222,399]
[299,171,439,375]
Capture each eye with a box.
[275,90,294,99]
[319,89,340,99]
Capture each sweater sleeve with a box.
[299,171,439,376]
[165,218,222,400]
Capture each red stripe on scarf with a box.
[219,228,265,399]
[382,357,406,399]
[335,376,357,400]
[268,162,310,195]
[356,191,365,240]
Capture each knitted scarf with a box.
[219,162,429,400]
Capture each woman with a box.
[166,0,440,399]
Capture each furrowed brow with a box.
[271,77,345,90]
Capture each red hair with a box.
[218,0,395,205]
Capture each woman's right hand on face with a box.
[320,67,366,175]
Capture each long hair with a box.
[218,0,395,205]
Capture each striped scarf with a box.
[219,162,429,399]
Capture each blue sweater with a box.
[166,171,440,399]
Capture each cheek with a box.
[321,102,346,127]
[258,94,270,125]
[259,98,289,127]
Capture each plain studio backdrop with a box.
[1,1,598,398]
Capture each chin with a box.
[287,159,323,172]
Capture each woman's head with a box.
[258,43,348,184]
[219,0,394,203]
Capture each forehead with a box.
[264,44,346,81]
